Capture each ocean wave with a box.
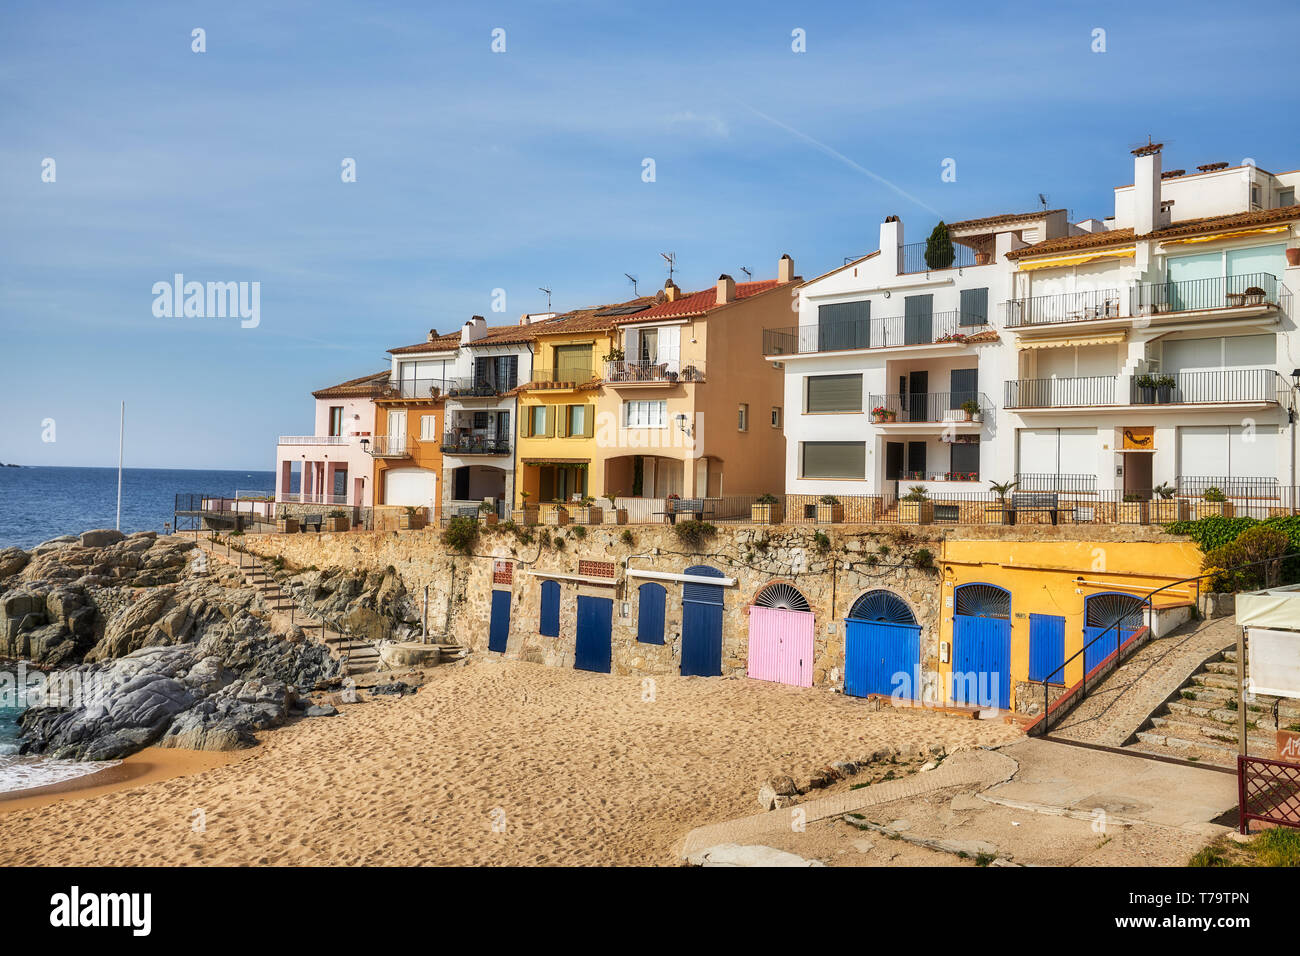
[0,755,118,795]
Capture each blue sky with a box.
[2,0,1297,469]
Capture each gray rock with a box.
[305,703,338,717]
[758,774,799,809]
[0,547,30,579]
[79,529,126,549]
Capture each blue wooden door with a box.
[1083,593,1145,674]
[681,565,725,677]
[574,595,612,673]
[952,616,1011,709]
[845,620,921,699]
[1028,614,1065,683]
[488,589,511,653]
[539,580,560,637]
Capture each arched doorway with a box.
[1083,592,1147,674]
[747,583,814,688]
[952,583,1012,710]
[681,565,725,677]
[844,590,920,699]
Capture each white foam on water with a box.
[0,754,119,795]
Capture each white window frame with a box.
[623,400,666,428]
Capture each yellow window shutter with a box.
[544,407,555,437]
[582,405,594,438]
[557,406,569,438]
[520,410,531,438]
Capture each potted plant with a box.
[899,485,934,525]
[478,501,499,526]
[1196,486,1235,519]
[871,405,896,424]
[546,503,570,526]
[1155,375,1176,403]
[1118,493,1148,525]
[974,249,992,266]
[325,508,350,532]
[603,492,628,525]
[514,491,539,526]
[1149,483,1188,522]
[960,398,981,422]
[574,495,602,525]
[1242,286,1267,307]
[987,479,1018,525]
[751,492,782,525]
[815,494,844,523]
[276,508,299,534]
[398,506,425,530]
[1134,374,1158,404]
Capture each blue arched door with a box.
[845,590,921,699]
[952,584,1011,710]
[1083,592,1146,674]
[681,565,725,677]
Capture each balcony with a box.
[1001,289,1123,329]
[1130,272,1282,316]
[603,359,705,385]
[365,435,417,458]
[867,390,992,426]
[525,367,595,389]
[897,240,989,275]
[1005,369,1285,410]
[764,312,989,356]
[277,435,352,446]
[439,431,511,456]
[377,378,457,401]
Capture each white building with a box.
[771,143,1300,512]
[274,371,387,508]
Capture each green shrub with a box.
[572,525,587,540]
[620,529,634,546]
[1202,525,1290,592]
[441,516,479,556]
[553,535,566,550]
[538,529,552,548]
[673,519,717,550]
[812,530,830,552]
[913,547,934,569]
[924,221,955,269]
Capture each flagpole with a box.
[116,401,125,531]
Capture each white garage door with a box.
[384,468,438,508]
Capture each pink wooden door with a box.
[747,605,814,687]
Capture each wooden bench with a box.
[653,498,711,523]
[302,514,323,532]
[1009,493,1071,526]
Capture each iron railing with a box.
[1238,755,1300,833]
[1177,475,1281,498]
[440,431,511,455]
[867,390,991,423]
[897,240,985,274]
[603,360,705,384]
[1130,368,1284,405]
[763,311,989,356]
[1130,272,1280,315]
[276,435,351,445]
[527,367,596,385]
[378,377,459,400]
[1004,376,1120,408]
[1014,473,1098,494]
[365,435,416,457]
[1000,288,1123,328]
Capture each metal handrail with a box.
[1036,554,1290,735]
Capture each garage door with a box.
[952,584,1011,710]
[747,584,813,688]
[844,590,921,700]
[384,467,438,508]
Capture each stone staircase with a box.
[1130,647,1300,766]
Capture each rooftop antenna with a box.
[538,286,552,311]
[624,273,638,296]
[739,266,752,280]
[1038,193,1049,211]
[660,252,676,282]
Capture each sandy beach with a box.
[0,659,1019,866]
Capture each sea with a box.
[0,465,273,793]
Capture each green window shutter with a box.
[520,410,531,438]
[801,441,866,479]
[544,407,555,437]
[582,405,594,437]
[959,288,988,326]
[806,374,863,413]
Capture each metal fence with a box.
[763,312,989,356]
[1000,288,1123,328]
[1005,376,1119,408]
[1132,271,1280,315]
[1130,368,1284,405]
[604,360,705,384]
[1238,754,1300,834]
[868,390,991,423]
[897,239,984,274]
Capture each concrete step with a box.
[1126,737,1238,767]
[1134,728,1276,762]
[1150,714,1277,751]
[1203,661,1239,675]
[1191,672,1241,691]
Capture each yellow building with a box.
[936,538,1203,713]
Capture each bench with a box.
[653,498,711,523]
[1009,493,1071,526]
[302,514,323,532]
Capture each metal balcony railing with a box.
[603,360,705,383]
[867,390,991,423]
[445,376,518,398]
[527,367,595,386]
[276,435,351,445]
[763,311,989,356]
[365,435,416,457]
[1004,376,1120,408]
[897,240,986,275]
[439,432,511,455]
[1130,272,1280,315]
[378,378,459,400]
[1000,289,1123,328]
[1130,368,1285,405]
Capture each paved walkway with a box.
[1048,618,1237,747]
[680,748,1019,857]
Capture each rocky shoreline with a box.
[1,530,342,760]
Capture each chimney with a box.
[427,328,439,342]
[778,254,794,284]
[1131,140,1163,236]
[460,315,488,345]
[664,279,680,303]
[716,274,736,305]
[880,215,903,274]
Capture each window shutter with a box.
[806,374,863,413]
[949,368,978,408]
[557,407,569,438]
[582,406,594,437]
[801,441,866,479]
[520,411,531,438]
[544,407,555,437]
[959,288,988,326]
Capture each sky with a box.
[2,0,1298,470]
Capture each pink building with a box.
[275,371,386,508]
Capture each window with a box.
[328,407,344,436]
[1280,188,1296,208]
[737,404,748,432]
[771,406,782,428]
[950,439,980,479]
[554,344,593,380]
[801,441,865,479]
[805,374,863,413]
[524,405,548,437]
[637,583,666,644]
[959,288,989,327]
[566,404,590,437]
[474,355,518,392]
[623,400,666,428]
[1251,184,1261,208]
[419,415,438,441]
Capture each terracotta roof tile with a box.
[311,371,391,399]
[947,209,1065,231]
[962,329,1001,344]
[624,280,783,322]
[1004,228,1135,260]
[532,297,656,335]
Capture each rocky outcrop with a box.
[281,566,421,643]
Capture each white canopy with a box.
[1236,583,1300,630]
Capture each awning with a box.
[1017,331,1127,350]
[626,568,738,587]
[1162,225,1289,246]
[525,570,617,587]
[1017,247,1135,271]
[1237,583,1300,630]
